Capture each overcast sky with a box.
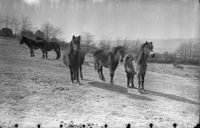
[0,0,199,41]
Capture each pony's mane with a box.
[136,42,147,58]
[36,36,46,41]
[140,42,147,49]
[22,36,36,42]
[112,46,123,53]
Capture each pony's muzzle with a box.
[120,57,124,63]
[150,52,155,58]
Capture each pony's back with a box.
[93,49,110,62]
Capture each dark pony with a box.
[93,46,125,84]
[36,37,61,59]
[132,41,155,93]
[19,36,46,57]
[63,35,81,84]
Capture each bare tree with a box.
[0,14,4,29]
[99,40,111,51]
[10,17,21,35]
[41,22,63,41]
[81,32,94,45]
[35,29,45,39]
[176,41,200,63]
[3,15,10,28]
[21,16,32,31]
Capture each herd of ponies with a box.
[19,35,155,94]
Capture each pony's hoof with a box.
[141,89,145,93]
[76,83,81,85]
[76,82,81,85]
[101,78,105,81]
[127,86,133,88]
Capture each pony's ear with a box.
[145,41,148,44]
[78,36,81,40]
[73,35,75,39]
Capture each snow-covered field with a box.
[0,37,199,128]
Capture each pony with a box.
[93,46,125,84]
[131,41,155,93]
[19,36,46,58]
[63,35,81,84]
[36,37,61,59]
[123,53,136,88]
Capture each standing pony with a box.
[19,36,46,58]
[132,41,155,93]
[36,37,61,59]
[63,35,81,84]
[124,53,136,88]
[93,46,125,84]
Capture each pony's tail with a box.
[93,58,98,71]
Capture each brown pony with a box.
[93,46,125,84]
[19,36,46,58]
[63,35,81,84]
[132,41,155,93]
[124,53,136,88]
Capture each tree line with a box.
[0,14,199,65]
[0,14,63,41]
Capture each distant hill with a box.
[95,39,200,53]
[150,38,200,53]
[95,38,200,54]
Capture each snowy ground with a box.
[0,37,199,128]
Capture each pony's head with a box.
[70,35,81,52]
[124,53,134,63]
[113,46,125,62]
[142,41,155,58]
[19,36,26,44]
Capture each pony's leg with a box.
[76,66,80,84]
[80,65,83,80]
[126,73,130,87]
[55,48,60,59]
[30,49,33,57]
[131,74,135,88]
[69,67,74,83]
[101,67,105,81]
[109,69,114,84]
[42,52,45,58]
[137,74,141,91]
[141,74,145,91]
[42,49,45,58]
[98,67,105,81]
